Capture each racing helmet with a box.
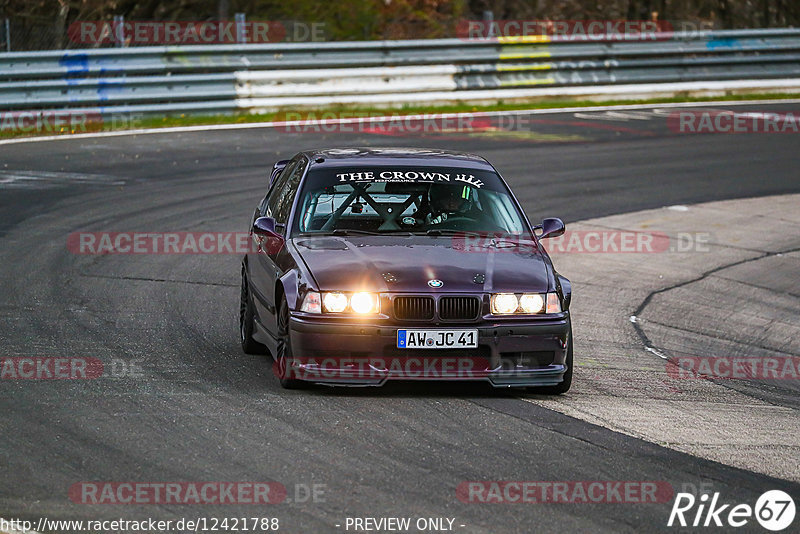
[428,183,474,215]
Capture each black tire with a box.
[240,265,268,355]
[276,298,307,389]
[528,322,573,395]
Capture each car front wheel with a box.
[276,298,307,389]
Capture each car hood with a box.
[292,235,551,293]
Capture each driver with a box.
[426,183,477,225]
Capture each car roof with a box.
[298,147,495,171]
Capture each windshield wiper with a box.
[378,230,414,236]
[331,229,382,236]
[307,229,412,237]
[424,229,485,237]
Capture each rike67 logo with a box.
[668,490,795,531]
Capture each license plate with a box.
[397,329,478,349]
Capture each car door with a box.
[248,155,307,336]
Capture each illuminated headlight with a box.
[300,291,321,313]
[323,292,348,313]
[350,292,380,314]
[310,291,381,314]
[520,293,545,314]
[491,292,561,315]
[491,294,519,314]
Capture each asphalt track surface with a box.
[1,103,799,533]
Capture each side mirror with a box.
[269,159,289,187]
[252,217,284,255]
[253,216,276,235]
[538,217,565,239]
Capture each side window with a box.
[257,193,269,216]
[272,156,307,225]
[275,157,308,224]
[264,159,299,220]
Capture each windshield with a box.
[292,166,529,236]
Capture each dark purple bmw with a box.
[240,148,573,392]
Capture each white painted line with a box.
[240,75,458,97]
[236,64,459,81]
[1,97,800,146]
[645,347,669,360]
[0,170,123,187]
[573,112,625,122]
[574,110,657,121]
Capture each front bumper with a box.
[287,314,570,387]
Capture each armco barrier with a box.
[1,28,800,117]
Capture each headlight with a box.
[323,292,348,313]
[546,292,562,314]
[300,291,321,313]
[351,292,379,314]
[312,291,381,314]
[491,292,561,315]
[520,293,545,314]
[491,294,519,314]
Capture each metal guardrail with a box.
[1,28,800,117]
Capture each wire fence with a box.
[2,16,81,51]
[0,15,335,51]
